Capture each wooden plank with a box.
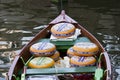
[37,37,91,50]
[38,37,91,49]
[26,66,96,75]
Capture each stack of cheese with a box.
[28,42,60,68]
[67,42,99,67]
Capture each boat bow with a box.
[49,10,78,24]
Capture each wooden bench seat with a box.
[38,37,91,50]
[26,66,96,75]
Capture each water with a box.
[0,0,120,79]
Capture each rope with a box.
[60,0,63,11]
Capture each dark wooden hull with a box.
[8,10,112,80]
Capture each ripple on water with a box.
[0,60,4,64]
[115,62,120,80]
[105,44,120,52]
[0,4,9,9]
[110,54,120,66]
[106,10,120,15]
[103,35,119,40]
[100,14,114,19]
[116,69,120,75]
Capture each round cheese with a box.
[28,57,55,68]
[70,56,96,67]
[73,42,99,56]
[51,23,75,38]
[50,51,60,61]
[67,47,77,58]
[30,42,56,57]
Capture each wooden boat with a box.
[7,10,112,80]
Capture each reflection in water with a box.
[0,0,120,79]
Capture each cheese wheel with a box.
[50,51,60,61]
[70,56,96,67]
[30,42,56,57]
[28,57,55,68]
[51,23,75,38]
[73,42,99,56]
[67,47,77,58]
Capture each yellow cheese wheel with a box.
[73,42,99,56]
[51,23,75,38]
[70,56,96,67]
[67,47,77,57]
[30,42,56,57]
[50,51,60,61]
[28,57,55,68]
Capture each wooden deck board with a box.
[26,66,96,75]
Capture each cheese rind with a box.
[28,57,55,68]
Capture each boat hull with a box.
[8,10,111,80]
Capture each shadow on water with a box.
[0,0,120,79]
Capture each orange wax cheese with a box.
[28,57,55,68]
[73,42,99,56]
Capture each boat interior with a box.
[9,22,108,80]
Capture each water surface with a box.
[0,0,120,79]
